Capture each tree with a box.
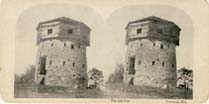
[14,74,21,85]
[106,64,124,84]
[177,67,193,90]
[24,65,36,84]
[107,74,114,83]
[88,68,104,88]
[14,65,36,85]
[113,64,124,83]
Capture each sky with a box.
[15,4,194,81]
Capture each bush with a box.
[15,65,36,86]
[106,64,124,84]
[177,67,193,90]
[88,68,104,89]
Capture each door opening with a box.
[40,77,45,85]
[129,57,136,75]
[40,56,47,75]
[129,77,134,85]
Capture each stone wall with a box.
[124,18,180,88]
[124,39,177,88]
[35,39,87,87]
[35,20,89,87]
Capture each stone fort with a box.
[34,17,90,88]
[124,16,181,88]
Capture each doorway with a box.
[40,56,47,75]
[129,57,136,75]
[129,77,134,85]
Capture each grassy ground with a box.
[14,84,192,99]
[14,85,103,98]
[105,83,192,99]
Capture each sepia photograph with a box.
[14,4,193,99]
[1,0,209,103]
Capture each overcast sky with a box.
[15,4,193,80]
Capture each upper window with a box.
[73,62,75,67]
[160,44,164,49]
[68,29,73,34]
[49,60,52,65]
[48,29,53,34]
[140,43,143,46]
[63,61,66,66]
[152,61,155,65]
[71,44,74,49]
[137,28,142,34]
[162,62,164,66]
[138,61,141,65]
[172,64,175,68]
[153,43,156,47]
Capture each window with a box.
[168,45,170,48]
[49,60,52,65]
[51,43,53,47]
[63,61,66,66]
[160,44,164,49]
[48,29,53,34]
[153,43,156,46]
[71,44,74,49]
[138,61,141,65]
[137,28,142,34]
[140,43,143,46]
[152,61,155,65]
[162,62,164,66]
[73,62,75,67]
[82,64,85,68]
[158,29,163,34]
[64,43,67,47]
[172,64,175,68]
[78,45,80,49]
[68,29,73,34]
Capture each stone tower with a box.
[34,17,90,88]
[124,16,181,88]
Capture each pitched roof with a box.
[126,16,180,29]
[36,17,90,30]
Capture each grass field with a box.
[14,84,192,99]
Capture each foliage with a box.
[106,64,124,84]
[72,73,87,88]
[88,68,104,88]
[177,67,193,90]
[15,65,36,85]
